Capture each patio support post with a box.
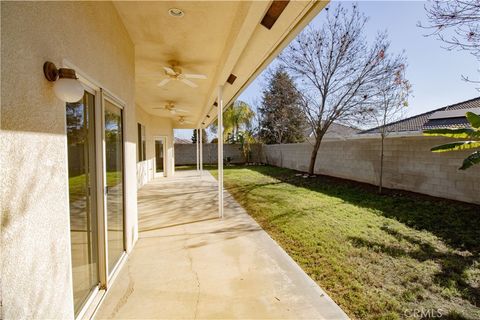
[199,126,203,175]
[196,128,199,171]
[217,86,224,218]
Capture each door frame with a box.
[64,77,103,320]
[63,60,129,319]
[101,91,127,282]
[65,85,100,319]
[154,135,167,178]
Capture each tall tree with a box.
[280,4,404,175]
[191,128,207,143]
[363,60,411,194]
[258,67,307,144]
[211,100,255,143]
[420,0,480,83]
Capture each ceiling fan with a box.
[153,102,188,115]
[178,116,193,124]
[157,62,207,88]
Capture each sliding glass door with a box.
[66,92,99,316]
[104,99,125,274]
[66,86,127,316]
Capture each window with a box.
[137,123,146,161]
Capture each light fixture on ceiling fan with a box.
[153,102,188,114]
[157,61,207,88]
[178,116,193,124]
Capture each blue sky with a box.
[176,0,478,140]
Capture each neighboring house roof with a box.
[359,96,480,134]
[305,122,360,139]
[174,137,192,144]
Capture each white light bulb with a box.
[53,78,84,102]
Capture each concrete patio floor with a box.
[94,170,348,319]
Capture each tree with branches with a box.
[280,4,406,175]
[363,61,411,193]
[420,0,480,83]
[258,67,307,144]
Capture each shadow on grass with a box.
[221,165,480,309]
[350,228,479,308]
[231,165,480,253]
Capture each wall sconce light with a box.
[43,61,84,102]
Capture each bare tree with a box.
[362,60,412,194]
[419,0,480,83]
[280,4,405,175]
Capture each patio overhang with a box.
[114,0,327,129]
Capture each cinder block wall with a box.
[174,143,263,165]
[262,136,480,205]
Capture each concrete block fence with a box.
[262,136,480,205]
[174,137,479,205]
[174,143,263,165]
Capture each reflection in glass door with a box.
[66,92,99,316]
[155,138,165,175]
[104,99,125,274]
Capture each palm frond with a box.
[431,141,480,152]
[466,112,480,129]
[460,151,480,170]
[423,128,479,139]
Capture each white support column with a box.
[217,86,224,218]
[199,126,203,175]
[196,128,199,171]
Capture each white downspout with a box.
[217,86,224,218]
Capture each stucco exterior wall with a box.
[1,2,135,318]
[262,136,480,204]
[136,106,174,188]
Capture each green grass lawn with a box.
[210,165,480,320]
[69,171,121,202]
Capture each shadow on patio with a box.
[94,170,348,319]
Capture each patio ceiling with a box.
[113,0,326,129]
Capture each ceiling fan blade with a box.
[157,78,171,87]
[174,108,188,112]
[184,73,207,79]
[163,67,176,76]
[137,72,163,76]
[181,78,198,88]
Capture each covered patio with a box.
[1,1,349,318]
[94,171,348,319]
